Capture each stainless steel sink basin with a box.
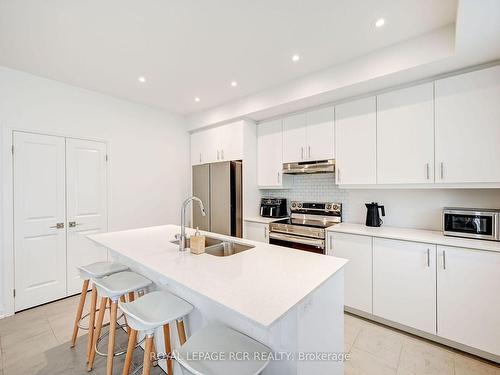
[171,236,223,248]
[204,241,254,257]
[170,236,254,257]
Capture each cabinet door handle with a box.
[301,147,304,160]
[277,172,280,184]
[217,150,220,160]
[337,169,340,183]
[427,248,430,267]
[221,149,224,160]
[50,222,64,229]
[308,145,311,158]
[264,227,267,239]
[440,162,444,180]
[199,153,202,164]
[426,163,430,180]
[442,250,446,270]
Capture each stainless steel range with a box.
[269,201,342,254]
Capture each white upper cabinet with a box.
[335,96,377,185]
[219,121,243,162]
[190,130,205,165]
[435,65,500,183]
[190,121,244,165]
[437,246,500,356]
[282,107,334,163]
[377,83,435,184]
[257,119,283,187]
[373,238,436,334]
[306,107,334,161]
[282,112,307,163]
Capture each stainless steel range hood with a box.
[282,159,335,174]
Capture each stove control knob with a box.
[291,202,296,208]
[326,204,332,210]
[297,203,302,209]
[333,204,339,211]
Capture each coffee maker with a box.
[260,198,287,218]
[365,202,385,227]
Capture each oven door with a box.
[443,210,498,240]
[269,232,325,254]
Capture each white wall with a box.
[0,67,190,316]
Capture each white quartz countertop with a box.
[327,223,500,253]
[244,216,288,224]
[88,225,347,327]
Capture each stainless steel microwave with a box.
[443,208,500,241]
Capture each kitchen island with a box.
[88,225,347,375]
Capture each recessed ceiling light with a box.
[231,81,238,87]
[194,97,200,102]
[375,18,385,28]
[138,76,146,83]
[292,54,300,62]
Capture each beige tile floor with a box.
[1,295,500,374]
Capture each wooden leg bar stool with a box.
[174,324,272,375]
[88,271,153,374]
[71,261,129,362]
[119,290,193,375]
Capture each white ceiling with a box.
[0,0,457,115]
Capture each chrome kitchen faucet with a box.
[177,196,206,251]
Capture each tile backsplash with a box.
[260,174,350,222]
[260,174,500,230]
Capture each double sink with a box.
[171,236,254,257]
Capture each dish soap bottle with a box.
[190,227,206,255]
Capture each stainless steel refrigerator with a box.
[192,161,242,237]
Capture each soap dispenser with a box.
[190,227,206,255]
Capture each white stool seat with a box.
[93,271,152,299]
[119,291,193,332]
[77,261,128,280]
[174,324,271,375]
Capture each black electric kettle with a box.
[365,202,385,227]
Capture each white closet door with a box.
[14,132,67,311]
[66,138,108,295]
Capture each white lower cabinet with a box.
[373,238,436,334]
[328,232,372,313]
[244,221,269,243]
[437,246,500,356]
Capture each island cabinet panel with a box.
[335,96,377,185]
[282,112,307,163]
[373,238,436,334]
[244,221,268,243]
[257,119,283,187]
[435,65,500,183]
[328,232,372,313]
[437,246,500,356]
[376,83,435,184]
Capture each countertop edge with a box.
[243,216,288,224]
